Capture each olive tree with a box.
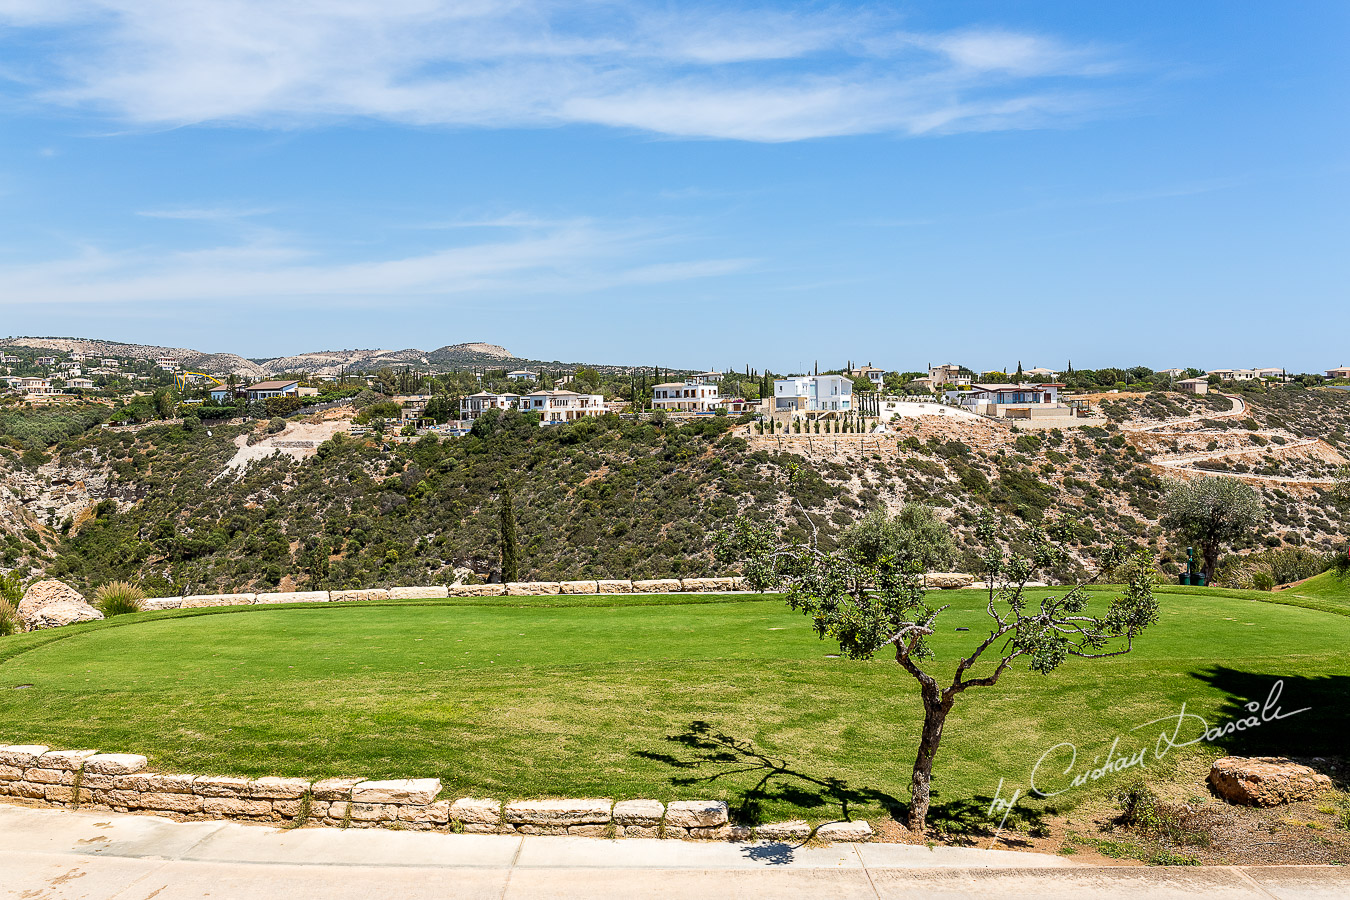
[1160,475,1263,582]
[713,514,1156,833]
[841,504,957,572]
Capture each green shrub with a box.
[267,417,287,434]
[0,570,22,604]
[264,396,303,417]
[92,581,146,616]
[0,597,17,636]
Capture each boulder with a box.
[310,777,364,801]
[664,800,728,828]
[0,746,50,767]
[448,583,506,597]
[193,775,252,797]
[329,589,390,603]
[203,797,273,817]
[679,578,721,592]
[388,586,449,600]
[29,600,104,630]
[36,749,100,771]
[449,797,501,825]
[182,593,256,608]
[140,792,203,814]
[254,591,329,604]
[559,581,599,595]
[924,573,975,590]
[506,582,561,596]
[631,579,682,594]
[449,567,477,586]
[613,799,664,826]
[83,754,148,776]
[755,820,812,840]
[249,776,311,800]
[141,597,183,611]
[504,798,612,826]
[1209,757,1332,806]
[398,800,451,825]
[595,580,633,594]
[17,580,87,630]
[119,773,195,794]
[816,820,872,841]
[350,778,441,805]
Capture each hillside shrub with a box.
[0,597,17,636]
[264,396,303,417]
[93,580,146,616]
[0,405,108,449]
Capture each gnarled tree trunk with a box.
[907,684,953,832]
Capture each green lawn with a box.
[1,584,1347,827]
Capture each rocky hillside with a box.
[0,385,1344,597]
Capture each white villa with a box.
[1327,366,1350,379]
[13,377,56,396]
[945,383,1071,419]
[652,380,720,412]
[244,380,299,401]
[774,375,852,414]
[459,390,604,424]
[36,356,56,367]
[1207,367,1284,382]
[519,389,605,424]
[460,392,521,420]
[507,370,537,382]
[690,371,722,385]
[64,377,95,390]
[849,364,887,386]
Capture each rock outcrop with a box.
[17,580,101,631]
[28,600,104,630]
[1209,756,1332,806]
[924,573,975,589]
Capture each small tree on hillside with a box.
[842,504,957,573]
[1160,475,1263,583]
[713,510,1157,832]
[500,487,520,583]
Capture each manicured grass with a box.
[1,587,1347,827]
[1280,569,1350,611]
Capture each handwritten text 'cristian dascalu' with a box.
[984,680,1310,842]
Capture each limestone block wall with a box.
[0,743,869,841]
[137,578,748,610]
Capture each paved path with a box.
[2,806,1347,899]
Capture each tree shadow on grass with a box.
[636,722,1047,857]
[1187,666,1350,786]
[634,720,903,827]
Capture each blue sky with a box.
[0,1,1346,372]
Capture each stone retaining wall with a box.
[137,578,748,610]
[0,743,868,842]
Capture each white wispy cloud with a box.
[0,1,1130,141]
[0,218,754,306]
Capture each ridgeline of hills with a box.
[0,337,648,378]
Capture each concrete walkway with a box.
[1,805,1346,899]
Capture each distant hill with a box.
[0,336,662,378]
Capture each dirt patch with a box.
[223,419,352,472]
[866,754,1350,866]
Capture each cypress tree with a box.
[500,487,519,583]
